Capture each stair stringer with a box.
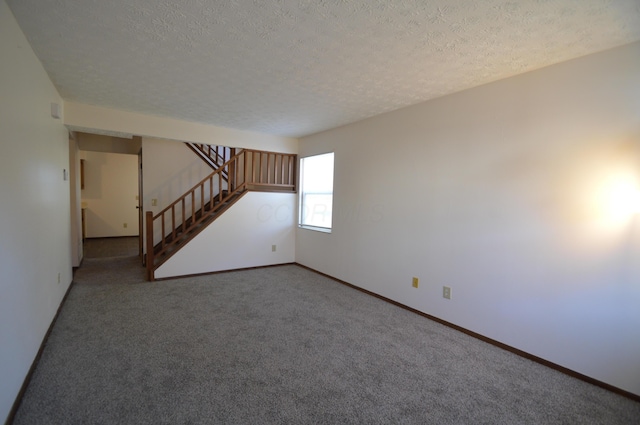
[154,191,296,279]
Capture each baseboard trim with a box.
[84,235,140,239]
[295,263,640,403]
[153,262,297,281]
[4,280,75,425]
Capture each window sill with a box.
[298,225,332,234]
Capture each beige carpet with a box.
[12,259,640,424]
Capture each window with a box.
[299,152,334,232]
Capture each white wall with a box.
[0,1,73,422]
[297,42,640,396]
[77,132,141,155]
[142,137,216,220]
[65,102,298,153]
[156,191,296,279]
[69,135,83,266]
[81,151,139,238]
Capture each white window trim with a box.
[298,152,334,233]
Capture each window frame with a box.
[298,152,335,233]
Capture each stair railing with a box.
[243,149,297,190]
[186,143,234,179]
[146,149,296,280]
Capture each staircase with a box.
[145,147,296,281]
[186,143,232,178]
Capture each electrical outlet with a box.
[443,286,451,300]
[412,277,419,288]
[272,245,277,252]
[123,223,128,228]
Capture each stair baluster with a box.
[145,149,296,281]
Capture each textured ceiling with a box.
[7,0,640,138]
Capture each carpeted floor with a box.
[12,257,640,424]
[83,236,139,258]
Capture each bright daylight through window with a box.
[299,152,334,232]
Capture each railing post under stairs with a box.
[229,148,236,191]
[145,211,154,281]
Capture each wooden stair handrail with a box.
[194,143,230,166]
[146,148,297,281]
[152,151,244,222]
[186,143,234,179]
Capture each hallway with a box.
[83,236,139,259]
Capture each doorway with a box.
[72,132,143,261]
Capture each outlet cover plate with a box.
[443,286,451,299]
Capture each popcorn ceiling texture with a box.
[7,0,640,137]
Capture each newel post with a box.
[145,211,154,281]
[229,148,236,191]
